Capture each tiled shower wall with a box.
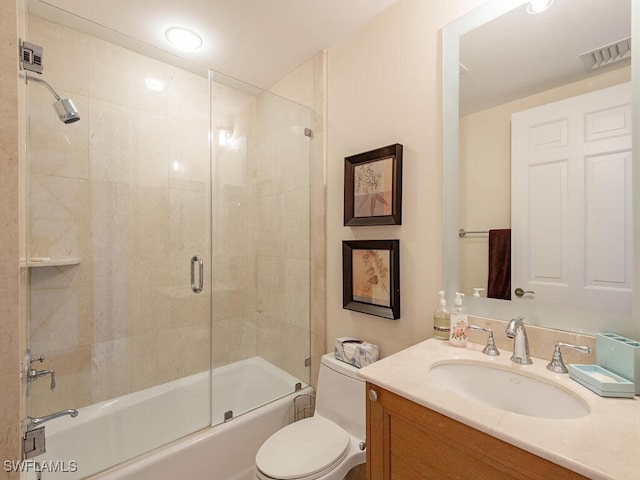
[0,0,24,474]
[27,15,322,415]
[210,62,319,384]
[26,15,212,416]
[253,89,312,382]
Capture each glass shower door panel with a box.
[211,86,311,425]
[24,9,211,478]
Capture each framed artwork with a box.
[344,143,403,226]
[342,239,400,319]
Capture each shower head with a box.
[22,73,80,124]
[52,98,80,124]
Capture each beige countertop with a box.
[358,338,640,480]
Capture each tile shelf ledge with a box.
[21,257,81,268]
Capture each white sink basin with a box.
[430,361,590,419]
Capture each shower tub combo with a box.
[27,357,311,480]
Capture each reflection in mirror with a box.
[442,0,639,337]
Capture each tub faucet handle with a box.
[29,368,56,390]
[25,349,55,390]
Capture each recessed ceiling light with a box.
[164,27,203,52]
[527,0,554,15]
[145,78,165,92]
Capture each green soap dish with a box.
[568,364,635,398]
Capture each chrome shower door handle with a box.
[191,255,203,294]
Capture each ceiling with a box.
[28,0,399,89]
[459,0,631,116]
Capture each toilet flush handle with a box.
[368,389,378,402]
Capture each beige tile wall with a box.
[25,14,324,419]
[211,54,325,388]
[309,51,327,389]
[26,16,211,416]
[254,57,321,384]
[0,0,23,476]
[211,84,258,368]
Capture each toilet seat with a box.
[255,416,350,480]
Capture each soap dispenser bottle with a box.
[433,291,450,340]
[449,292,468,347]
[473,288,485,298]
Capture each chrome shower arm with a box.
[22,72,62,100]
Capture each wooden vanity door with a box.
[366,382,587,480]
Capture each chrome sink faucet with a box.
[505,316,532,365]
[469,325,500,356]
[546,342,592,373]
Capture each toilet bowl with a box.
[255,353,366,480]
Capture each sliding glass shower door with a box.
[24,9,212,478]
[23,2,314,477]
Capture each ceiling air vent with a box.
[580,37,631,71]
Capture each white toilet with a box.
[255,353,366,480]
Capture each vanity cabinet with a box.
[365,382,588,480]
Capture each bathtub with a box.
[26,357,311,480]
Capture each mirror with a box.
[442,0,640,338]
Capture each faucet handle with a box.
[469,325,500,356]
[28,368,56,391]
[546,342,592,374]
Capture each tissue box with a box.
[334,337,379,368]
[596,333,640,395]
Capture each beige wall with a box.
[0,0,23,476]
[459,66,631,295]
[326,0,484,357]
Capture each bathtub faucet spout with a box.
[26,409,78,430]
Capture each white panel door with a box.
[511,82,632,314]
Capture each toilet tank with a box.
[315,353,365,441]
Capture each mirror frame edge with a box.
[442,0,528,306]
[632,0,639,336]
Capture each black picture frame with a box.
[342,239,400,319]
[344,143,403,226]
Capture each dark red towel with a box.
[487,229,511,300]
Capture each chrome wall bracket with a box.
[20,40,43,74]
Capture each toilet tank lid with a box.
[321,353,363,380]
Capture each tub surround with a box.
[358,338,640,480]
[28,357,305,480]
[89,384,311,480]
